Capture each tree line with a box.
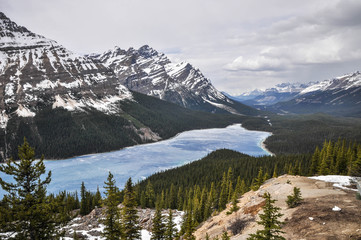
[1,138,359,239]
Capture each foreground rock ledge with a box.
[194,175,361,240]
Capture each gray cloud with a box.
[2,0,361,94]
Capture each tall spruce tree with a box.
[247,192,285,240]
[151,206,166,240]
[0,138,64,239]
[102,172,122,240]
[122,177,141,240]
[165,209,177,240]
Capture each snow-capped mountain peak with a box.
[300,71,361,95]
[0,12,132,129]
[92,45,244,114]
[0,12,56,50]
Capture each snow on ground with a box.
[309,175,359,191]
[141,229,151,240]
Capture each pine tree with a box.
[122,177,141,240]
[227,192,240,214]
[247,192,285,240]
[93,186,102,209]
[0,138,65,239]
[145,180,155,208]
[251,168,264,191]
[151,206,166,240]
[218,172,228,210]
[165,209,177,240]
[181,210,195,240]
[272,164,278,178]
[286,187,303,208]
[309,146,320,175]
[80,182,89,215]
[102,172,122,240]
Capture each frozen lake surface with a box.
[0,124,271,195]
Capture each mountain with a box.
[223,89,264,102]
[229,82,315,108]
[270,71,361,117]
[91,46,256,115]
[0,12,245,161]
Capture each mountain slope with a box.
[0,12,245,161]
[269,71,361,117]
[92,46,257,115]
[228,82,315,107]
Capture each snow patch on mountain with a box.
[300,71,361,95]
[93,45,236,113]
[16,104,36,117]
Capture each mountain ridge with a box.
[92,45,256,115]
[0,12,248,161]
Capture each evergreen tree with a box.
[165,209,177,240]
[272,164,278,178]
[227,192,240,214]
[80,182,89,215]
[102,172,122,240]
[309,146,320,175]
[122,177,141,240]
[251,168,264,191]
[247,192,285,240]
[286,187,303,208]
[0,138,65,239]
[93,186,102,209]
[151,206,166,240]
[145,180,155,208]
[218,172,228,210]
[181,210,195,240]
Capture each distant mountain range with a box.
[270,71,361,117]
[0,12,250,161]
[228,72,361,117]
[227,82,316,107]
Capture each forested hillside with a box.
[243,113,361,154]
[1,92,245,161]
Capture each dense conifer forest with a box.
[1,139,360,238]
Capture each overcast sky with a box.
[2,0,361,94]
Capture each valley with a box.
[1,4,361,240]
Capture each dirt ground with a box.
[194,175,361,240]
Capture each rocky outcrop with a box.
[62,206,183,239]
[194,175,361,240]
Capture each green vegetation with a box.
[308,139,361,176]
[0,138,66,239]
[247,192,285,240]
[79,182,101,216]
[135,149,311,212]
[122,178,141,240]
[257,114,361,155]
[1,92,245,161]
[151,207,166,240]
[286,187,303,208]
[102,172,122,240]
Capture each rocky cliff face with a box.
[0,12,132,130]
[93,45,251,114]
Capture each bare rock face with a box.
[92,45,244,114]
